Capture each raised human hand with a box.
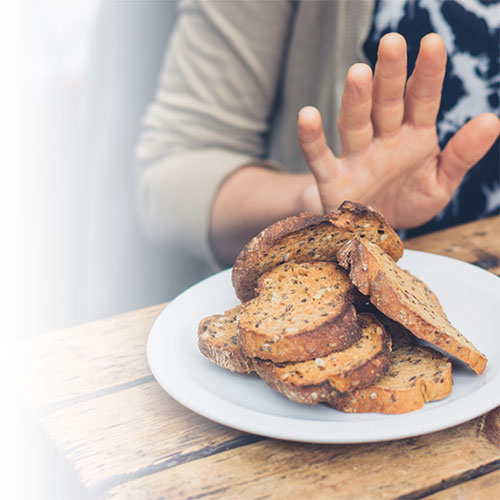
[298,33,500,229]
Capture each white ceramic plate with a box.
[147,250,500,443]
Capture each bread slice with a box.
[253,313,392,404]
[198,304,254,373]
[329,341,453,414]
[337,237,487,375]
[232,201,404,302]
[197,305,453,414]
[238,261,361,362]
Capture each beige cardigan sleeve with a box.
[135,0,296,264]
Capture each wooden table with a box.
[21,216,500,500]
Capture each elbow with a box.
[136,166,174,243]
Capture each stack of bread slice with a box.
[198,201,487,414]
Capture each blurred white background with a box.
[2,0,181,342]
[1,2,101,497]
[1,0,101,339]
[1,1,179,498]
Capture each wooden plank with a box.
[36,379,500,497]
[20,304,164,412]
[39,382,250,490]
[103,417,499,500]
[18,215,500,500]
[405,216,500,275]
[20,216,499,415]
[424,470,500,500]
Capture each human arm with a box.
[135,0,297,266]
[212,34,499,262]
[209,167,319,266]
[210,32,499,266]
[297,33,500,229]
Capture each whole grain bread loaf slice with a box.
[198,304,254,373]
[238,261,361,362]
[253,313,392,404]
[337,238,487,375]
[232,201,404,302]
[329,317,452,413]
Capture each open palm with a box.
[298,33,500,229]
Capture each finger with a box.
[439,113,500,192]
[298,106,337,183]
[372,33,407,137]
[300,182,323,214]
[337,63,373,156]
[404,33,447,127]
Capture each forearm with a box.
[209,166,321,267]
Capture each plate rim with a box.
[147,249,500,444]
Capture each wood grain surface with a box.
[424,470,500,500]
[104,419,499,500]
[20,216,500,500]
[21,304,163,413]
[405,215,500,276]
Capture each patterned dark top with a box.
[363,0,500,237]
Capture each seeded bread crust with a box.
[329,343,452,414]
[232,201,404,302]
[238,261,361,362]
[198,305,254,373]
[253,313,392,405]
[337,238,487,375]
[370,312,416,347]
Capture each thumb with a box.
[439,113,500,193]
[297,106,338,184]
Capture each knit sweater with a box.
[135,0,374,270]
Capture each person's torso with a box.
[364,0,500,235]
[270,0,499,234]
